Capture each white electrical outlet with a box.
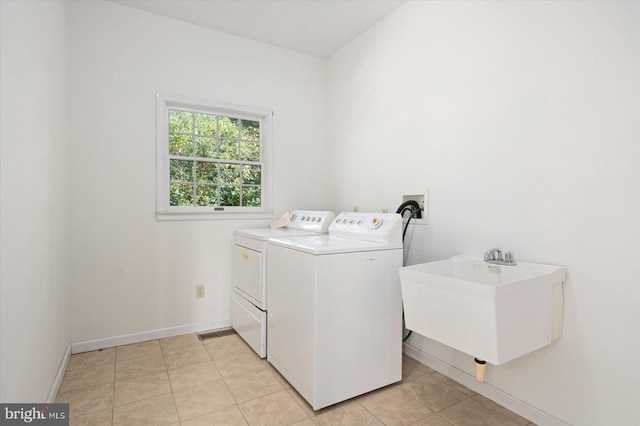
[196,285,205,299]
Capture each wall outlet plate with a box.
[196,285,205,299]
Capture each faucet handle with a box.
[504,251,515,265]
[484,248,503,261]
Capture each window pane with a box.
[220,185,240,206]
[170,183,194,206]
[169,134,193,156]
[220,163,240,184]
[195,113,216,136]
[196,185,217,206]
[169,109,193,133]
[219,117,239,138]
[158,94,272,216]
[242,165,261,185]
[240,120,260,141]
[242,186,261,207]
[240,141,260,162]
[196,161,218,183]
[219,139,239,160]
[195,136,216,158]
[170,159,194,182]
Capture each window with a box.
[157,93,273,220]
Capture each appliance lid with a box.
[268,235,403,255]
[235,227,317,241]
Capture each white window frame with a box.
[156,92,273,220]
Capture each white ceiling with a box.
[110,0,406,58]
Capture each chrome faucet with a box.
[484,248,503,262]
[484,248,516,266]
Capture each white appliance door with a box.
[314,250,403,407]
[233,244,263,308]
[268,244,402,409]
[232,291,266,358]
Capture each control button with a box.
[371,218,382,229]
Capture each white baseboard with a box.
[71,319,231,354]
[46,343,71,403]
[403,343,571,426]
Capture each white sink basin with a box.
[399,255,566,365]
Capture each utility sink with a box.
[399,255,566,365]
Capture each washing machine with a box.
[232,210,335,358]
[267,212,403,410]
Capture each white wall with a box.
[2,2,638,422]
[327,1,639,425]
[68,1,329,343]
[0,1,72,402]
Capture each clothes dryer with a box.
[267,212,403,409]
[232,210,334,358]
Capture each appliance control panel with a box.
[329,212,402,243]
[287,210,336,233]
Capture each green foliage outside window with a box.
[168,108,261,208]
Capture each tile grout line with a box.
[169,335,242,425]
[419,373,477,425]
[438,397,520,426]
[218,373,250,425]
[113,339,184,424]
[470,393,530,425]
[112,346,117,425]
[159,337,182,425]
[353,398,385,424]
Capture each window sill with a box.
[156,210,274,221]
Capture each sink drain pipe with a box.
[474,358,487,383]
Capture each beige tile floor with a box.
[56,332,536,426]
